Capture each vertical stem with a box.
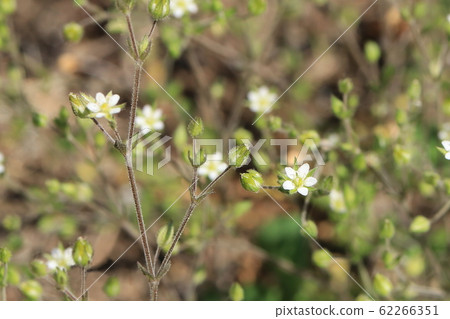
[1,263,7,301]
[81,267,88,301]
[126,13,139,58]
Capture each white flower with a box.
[247,86,277,113]
[0,152,4,175]
[438,123,450,140]
[170,0,198,18]
[86,92,122,120]
[46,246,75,272]
[442,140,450,160]
[281,163,317,196]
[198,152,228,180]
[330,190,346,213]
[135,105,164,133]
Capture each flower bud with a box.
[53,268,68,289]
[312,249,332,269]
[379,219,395,240]
[301,220,318,238]
[0,247,12,264]
[331,95,345,119]
[63,22,84,43]
[32,112,48,128]
[72,237,93,267]
[382,251,399,269]
[229,282,244,301]
[156,221,174,252]
[409,215,430,234]
[228,145,250,168]
[189,148,207,167]
[248,0,267,16]
[30,260,48,277]
[103,277,120,298]
[148,0,171,21]
[364,41,381,64]
[240,169,263,193]
[338,78,354,95]
[69,93,90,119]
[373,273,393,297]
[20,280,43,301]
[188,117,204,138]
[116,0,136,14]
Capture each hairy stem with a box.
[81,267,88,301]
[92,118,115,144]
[1,263,7,301]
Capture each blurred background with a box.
[0,0,449,300]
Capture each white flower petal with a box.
[188,3,198,13]
[108,94,120,107]
[297,163,310,179]
[248,92,257,102]
[86,103,100,112]
[110,107,121,115]
[282,180,295,190]
[96,93,106,104]
[142,105,152,117]
[154,121,164,131]
[298,187,309,196]
[153,109,162,119]
[304,177,317,187]
[0,165,4,174]
[442,140,450,151]
[95,112,106,119]
[445,152,450,160]
[285,167,296,179]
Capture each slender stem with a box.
[198,166,232,198]
[62,288,77,301]
[148,20,157,39]
[81,267,88,301]
[262,185,279,190]
[1,263,7,301]
[126,13,139,58]
[431,198,450,224]
[92,119,115,144]
[127,63,143,147]
[158,202,197,276]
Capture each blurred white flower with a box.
[135,105,164,133]
[46,246,75,272]
[442,140,450,160]
[247,86,277,113]
[281,163,317,196]
[86,92,122,120]
[0,152,5,175]
[330,189,346,213]
[438,123,450,140]
[198,152,228,180]
[170,0,198,18]
[320,133,340,151]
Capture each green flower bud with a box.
[188,117,204,138]
[382,251,398,269]
[63,22,84,43]
[404,253,425,277]
[148,0,171,21]
[229,282,244,301]
[301,220,318,238]
[69,92,91,118]
[0,247,12,263]
[312,249,332,269]
[20,280,43,301]
[156,221,174,252]
[393,145,411,166]
[240,169,263,193]
[373,273,393,297]
[228,145,250,168]
[72,237,93,267]
[2,215,21,231]
[409,215,430,234]
[379,219,395,240]
[338,78,354,95]
[53,268,68,289]
[116,0,137,14]
[331,95,345,119]
[364,41,381,64]
[233,128,253,144]
[30,260,48,277]
[103,277,120,298]
[138,36,152,61]
[32,112,48,128]
[189,148,207,167]
[248,0,267,16]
